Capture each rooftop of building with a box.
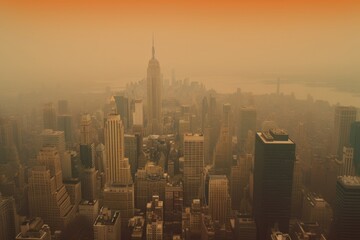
[16,218,50,240]
[94,208,120,226]
[271,231,292,240]
[257,129,294,144]
[79,199,98,206]
[209,175,227,180]
[338,176,360,188]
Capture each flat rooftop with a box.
[257,129,294,144]
[338,176,360,188]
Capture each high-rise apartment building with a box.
[146,39,162,135]
[334,106,357,158]
[331,176,360,240]
[208,175,230,225]
[183,133,204,206]
[253,129,295,240]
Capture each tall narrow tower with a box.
[146,37,162,135]
[103,113,134,239]
[253,129,295,240]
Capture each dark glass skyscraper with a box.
[350,121,360,175]
[331,176,360,240]
[253,129,295,240]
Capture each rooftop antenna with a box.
[152,33,155,59]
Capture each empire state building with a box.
[146,39,162,134]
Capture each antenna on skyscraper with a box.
[152,33,155,59]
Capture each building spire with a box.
[152,33,155,59]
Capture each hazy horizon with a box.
[1,0,360,107]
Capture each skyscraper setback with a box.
[146,38,163,135]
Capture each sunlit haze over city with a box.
[0,1,360,240]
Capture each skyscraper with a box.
[146,38,162,135]
[183,133,204,206]
[132,99,144,127]
[334,106,357,158]
[93,207,121,240]
[103,113,132,185]
[339,147,355,176]
[57,114,73,145]
[208,175,230,225]
[350,121,360,175]
[43,102,57,130]
[28,147,75,231]
[331,176,360,240]
[0,195,17,240]
[103,113,134,238]
[238,106,256,153]
[213,104,232,173]
[253,129,295,240]
[40,129,66,157]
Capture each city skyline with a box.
[1,1,360,240]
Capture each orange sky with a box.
[1,0,360,88]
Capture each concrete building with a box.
[334,106,357,158]
[146,38,163,135]
[213,104,233,173]
[125,134,140,179]
[350,121,360,175]
[129,216,145,240]
[302,192,332,236]
[94,207,121,240]
[238,106,256,153]
[57,114,73,145]
[0,195,17,240]
[231,154,253,211]
[79,200,99,225]
[28,165,75,231]
[290,221,326,240]
[164,182,183,235]
[234,214,257,240]
[43,102,57,130]
[132,99,144,127]
[338,146,355,176]
[208,175,230,225]
[146,195,164,240]
[135,162,166,210]
[40,129,66,157]
[15,218,51,240]
[183,134,204,206]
